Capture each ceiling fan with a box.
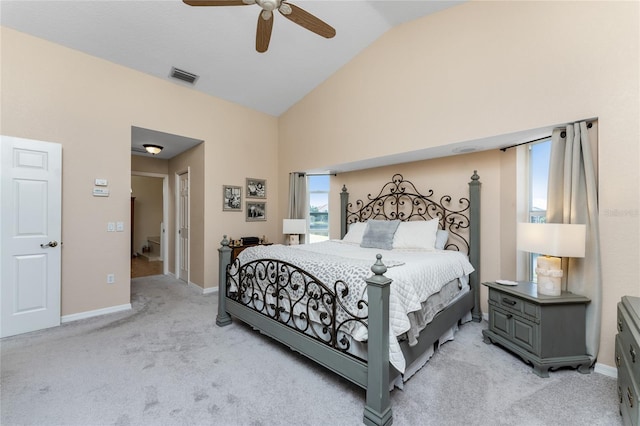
[183,0,336,53]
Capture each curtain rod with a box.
[500,122,593,152]
[291,172,337,176]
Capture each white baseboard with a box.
[203,286,218,295]
[61,303,132,323]
[187,281,218,295]
[594,362,617,378]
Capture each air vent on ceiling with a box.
[170,67,199,85]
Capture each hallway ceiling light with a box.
[143,144,163,155]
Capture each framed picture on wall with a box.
[246,178,266,199]
[246,201,266,221]
[222,185,242,211]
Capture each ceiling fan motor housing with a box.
[256,0,279,11]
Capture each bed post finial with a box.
[370,254,387,277]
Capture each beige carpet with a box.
[0,274,621,426]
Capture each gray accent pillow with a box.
[360,220,401,250]
[435,229,449,250]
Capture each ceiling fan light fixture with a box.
[143,144,163,155]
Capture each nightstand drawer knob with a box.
[506,314,513,319]
[502,297,517,306]
[615,353,621,368]
[628,387,634,408]
[618,319,623,332]
[631,345,637,363]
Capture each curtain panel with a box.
[547,121,601,365]
[288,172,308,244]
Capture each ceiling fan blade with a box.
[279,2,335,39]
[183,0,252,6]
[256,11,274,53]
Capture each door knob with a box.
[40,241,58,248]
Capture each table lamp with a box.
[283,219,307,245]
[517,222,586,296]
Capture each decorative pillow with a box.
[435,229,449,250]
[342,222,367,244]
[392,218,439,250]
[360,220,401,250]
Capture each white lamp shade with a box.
[517,222,586,258]
[283,219,307,234]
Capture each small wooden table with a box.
[230,242,272,263]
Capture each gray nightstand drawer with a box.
[489,288,540,321]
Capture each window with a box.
[527,139,551,281]
[308,175,329,243]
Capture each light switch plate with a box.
[116,221,124,232]
[107,222,115,232]
[95,178,108,186]
[93,187,110,197]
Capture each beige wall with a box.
[131,155,169,176]
[2,26,279,312]
[279,1,640,369]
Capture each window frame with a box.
[307,175,330,243]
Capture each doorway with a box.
[177,170,189,283]
[131,173,168,278]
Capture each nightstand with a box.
[616,296,639,426]
[230,242,272,263]
[482,281,591,377]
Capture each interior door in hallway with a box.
[178,171,189,283]
[1,136,62,338]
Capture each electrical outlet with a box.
[116,221,124,232]
[107,274,115,284]
[107,222,115,232]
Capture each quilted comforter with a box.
[233,240,474,373]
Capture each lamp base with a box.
[288,234,299,245]
[536,275,561,296]
[535,256,563,296]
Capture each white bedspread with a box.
[234,240,474,373]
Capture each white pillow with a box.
[342,222,367,244]
[392,218,440,250]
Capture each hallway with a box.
[131,256,163,278]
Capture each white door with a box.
[1,136,62,338]
[177,171,189,282]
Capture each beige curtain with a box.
[288,173,307,244]
[547,121,601,366]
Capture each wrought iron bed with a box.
[216,172,482,426]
